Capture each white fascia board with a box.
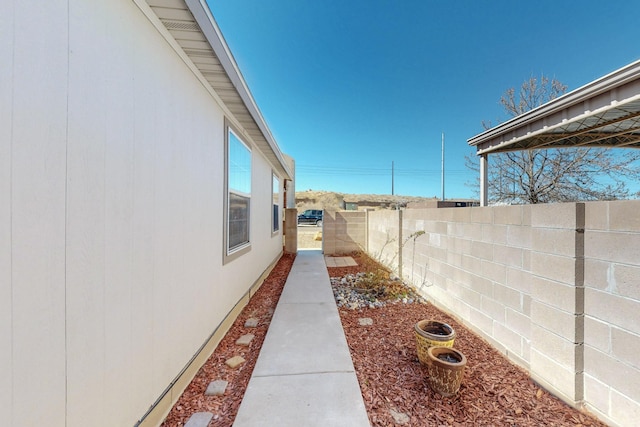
[185,0,293,180]
[468,58,640,148]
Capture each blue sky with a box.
[207,0,640,199]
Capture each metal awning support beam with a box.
[480,154,488,207]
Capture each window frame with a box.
[272,173,280,234]
[224,121,252,263]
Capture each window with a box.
[272,174,280,233]
[226,126,251,256]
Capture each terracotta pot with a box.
[414,320,455,365]
[426,346,467,397]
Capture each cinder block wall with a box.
[393,204,585,404]
[284,208,298,254]
[322,211,367,255]
[583,201,640,426]
[527,203,585,407]
[367,210,401,267]
[361,202,639,427]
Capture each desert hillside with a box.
[295,190,440,212]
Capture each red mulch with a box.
[160,251,606,427]
[160,253,295,427]
[329,252,606,427]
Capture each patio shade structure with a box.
[468,59,640,206]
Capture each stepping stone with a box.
[225,355,245,369]
[236,333,255,346]
[205,380,228,396]
[184,412,214,427]
[389,408,410,425]
[358,318,373,326]
[244,318,259,328]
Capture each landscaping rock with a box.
[389,408,410,425]
[205,380,228,396]
[330,272,423,309]
[358,318,373,326]
[235,333,255,346]
[184,412,214,427]
[244,318,259,328]
[225,356,245,369]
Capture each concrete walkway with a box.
[233,250,370,427]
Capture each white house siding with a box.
[2,1,287,426]
[0,1,13,424]
[2,1,69,426]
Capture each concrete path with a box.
[233,250,370,427]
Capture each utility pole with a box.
[441,132,445,201]
[391,160,395,196]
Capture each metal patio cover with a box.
[467,59,640,205]
[468,60,640,155]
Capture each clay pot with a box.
[426,346,467,396]
[414,320,455,365]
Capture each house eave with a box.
[143,0,293,180]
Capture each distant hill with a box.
[295,190,440,212]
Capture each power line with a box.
[296,164,467,176]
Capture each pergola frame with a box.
[468,60,640,206]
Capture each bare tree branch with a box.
[469,74,640,204]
